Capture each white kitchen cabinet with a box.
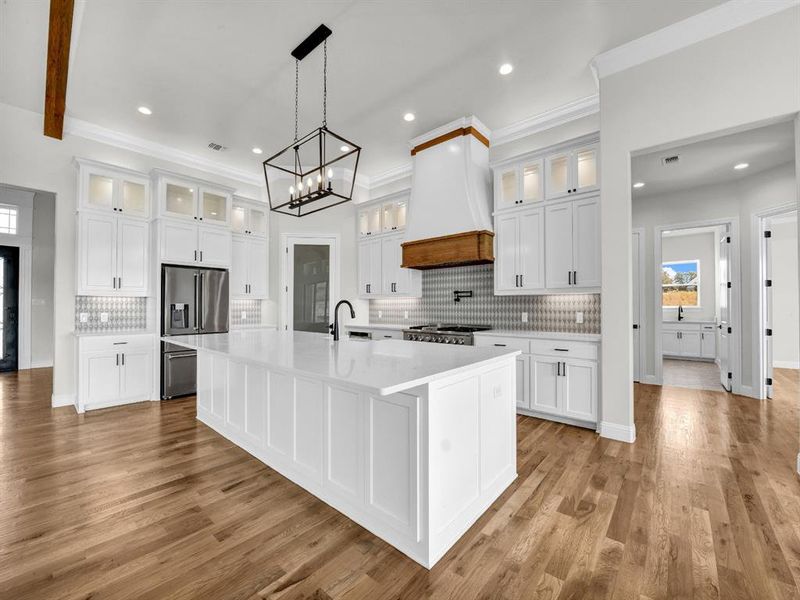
[381,198,407,233]
[77,159,150,219]
[662,322,717,360]
[155,171,233,227]
[76,333,155,412]
[231,235,268,298]
[493,159,544,212]
[358,239,382,297]
[77,212,150,296]
[380,234,421,296]
[158,219,232,268]
[231,197,268,237]
[544,197,600,290]
[358,204,382,237]
[494,207,545,294]
[494,165,520,210]
[474,333,599,428]
[545,143,599,200]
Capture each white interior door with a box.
[284,236,338,333]
[632,230,641,382]
[719,233,732,391]
[763,217,774,398]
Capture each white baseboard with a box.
[598,421,636,443]
[639,375,660,386]
[737,385,760,399]
[29,360,54,369]
[51,393,76,408]
[774,360,800,369]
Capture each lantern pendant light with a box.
[263,25,362,217]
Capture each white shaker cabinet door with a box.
[545,203,573,289]
[571,197,601,288]
[381,235,400,294]
[368,239,383,296]
[119,347,153,403]
[116,218,149,295]
[357,241,372,297]
[516,355,530,409]
[248,238,269,298]
[198,225,232,267]
[160,219,198,264]
[662,331,681,355]
[230,236,249,297]
[83,351,120,407]
[494,214,519,292]
[701,330,717,359]
[530,356,561,416]
[518,207,545,291]
[79,212,117,294]
[561,359,597,422]
[681,331,702,358]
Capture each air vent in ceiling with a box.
[661,154,680,166]
[207,142,226,152]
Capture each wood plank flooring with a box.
[1,367,799,599]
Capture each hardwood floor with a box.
[1,367,799,599]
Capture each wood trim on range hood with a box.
[410,126,490,156]
[401,230,494,270]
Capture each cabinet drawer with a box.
[473,335,529,353]
[529,339,598,361]
[78,333,154,353]
[373,330,403,340]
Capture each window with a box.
[0,205,17,235]
[662,260,700,307]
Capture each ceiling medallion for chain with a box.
[263,24,362,217]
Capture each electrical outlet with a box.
[521,312,528,323]
[79,312,88,323]
[575,311,584,324]
[100,312,109,323]
[378,310,383,318]
[241,311,247,320]
[404,310,409,319]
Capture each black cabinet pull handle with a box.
[573,271,577,285]
[116,353,119,366]
[520,274,524,287]
[121,353,125,366]
[494,343,507,347]
[554,348,569,352]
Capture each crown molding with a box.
[492,94,599,147]
[65,117,263,185]
[367,162,413,190]
[591,0,799,80]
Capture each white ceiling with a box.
[2,0,724,180]
[632,120,796,199]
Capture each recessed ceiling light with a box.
[252,147,263,155]
[499,63,513,75]
[340,145,350,152]
[137,106,152,115]
[403,112,415,122]
[633,182,645,189]
[734,162,749,170]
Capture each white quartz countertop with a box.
[473,330,601,342]
[163,329,520,396]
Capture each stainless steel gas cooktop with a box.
[402,324,491,345]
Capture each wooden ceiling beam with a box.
[43,0,75,139]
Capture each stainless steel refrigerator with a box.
[161,264,229,399]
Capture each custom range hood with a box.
[401,116,494,270]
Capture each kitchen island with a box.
[164,329,519,568]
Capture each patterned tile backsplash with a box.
[231,298,262,327]
[75,296,148,332]
[369,264,601,334]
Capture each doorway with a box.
[0,246,19,371]
[282,235,339,333]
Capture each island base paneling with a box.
[195,350,517,569]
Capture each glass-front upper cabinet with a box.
[77,159,150,218]
[231,202,247,234]
[248,205,268,237]
[200,188,230,225]
[358,204,382,237]
[164,182,197,219]
[574,143,599,194]
[494,166,519,210]
[382,199,407,232]
[231,198,268,237]
[521,159,543,204]
[545,152,571,200]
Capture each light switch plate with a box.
[79,312,88,323]
[575,311,584,324]
[521,312,528,323]
[100,312,109,323]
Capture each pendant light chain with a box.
[294,59,299,142]
[322,39,327,128]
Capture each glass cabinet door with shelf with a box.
[382,200,407,232]
[521,160,543,204]
[231,203,247,234]
[87,173,115,211]
[164,182,197,219]
[359,205,382,236]
[495,167,519,209]
[120,179,148,217]
[575,145,599,193]
[545,152,571,199]
[200,190,229,224]
[248,205,268,236]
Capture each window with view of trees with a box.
[662,260,700,307]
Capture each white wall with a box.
[0,102,262,400]
[599,7,800,439]
[31,191,55,367]
[661,230,717,322]
[632,162,796,386]
[771,216,799,368]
